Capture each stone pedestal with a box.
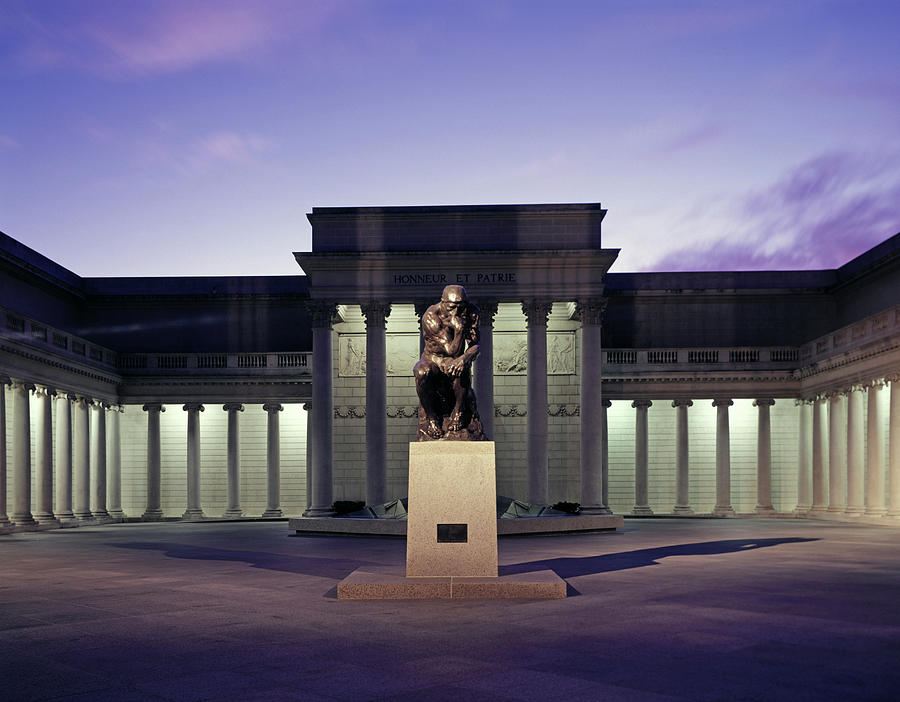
[407,442,498,578]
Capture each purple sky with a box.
[2,0,900,276]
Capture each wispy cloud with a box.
[0,135,20,152]
[648,150,900,271]
[8,0,341,79]
[136,129,273,174]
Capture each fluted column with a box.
[305,301,336,516]
[827,391,847,513]
[91,402,110,521]
[223,403,244,518]
[262,403,283,517]
[578,299,606,514]
[673,399,693,514]
[632,399,653,515]
[34,386,59,525]
[303,402,312,510]
[11,380,37,526]
[0,376,9,527]
[845,385,865,517]
[865,380,886,517]
[361,301,390,506]
[810,395,828,514]
[142,404,164,520]
[601,398,611,512]
[795,399,813,514]
[474,301,498,441]
[754,399,776,515]
[888,376,900,518]
[712,399,735,517]
[54,393,75,522]
[107,406,124,518]
[523,300,552,505]
[73,396,93,521]
[183,403,205,520]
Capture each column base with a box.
[182,509,206,521]
[579,504,611,516]
[262,508,284,518]
[755,505,776,515]
[55,510,76,522]
[74,510,94,521]
[713,506,735,517]
[303,506,336,517]
[673,505,694,515]
[141,509,164,521]
[108,509,126,519]
[793,504,811,515]
[631,506,654,516]
[826,505,846,513]
[222,508,244,518]
[92,509,112,522]
[0,516,10,527]
[863,508,887,517]
[12,512,37,526]
[843,507,865,517]
[33,512,61,526]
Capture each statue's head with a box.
[440,284,467,315]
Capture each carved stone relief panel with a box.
[493,331,576,375]
[338,333,419,377]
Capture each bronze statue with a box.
[414,285,484,441]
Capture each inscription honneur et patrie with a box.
[393,272,517,286]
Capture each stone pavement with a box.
[1,517,898,701]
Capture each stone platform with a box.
[289,513,623,537]
[337,568,566,600]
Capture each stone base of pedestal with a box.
[632,506,654,516]
[713,506,736,517]
[182,509,205,521]
[222,508,243,518]
[262,508,284,518]
[338,568,566,600]
[141,510,164,521]
[673,505,695,515]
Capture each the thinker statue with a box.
[414,285,485,441]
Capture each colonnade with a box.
[1,376,122,527]
[304,298,609,515]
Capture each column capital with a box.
[302,402,311,412]
[753,398,775,407]
[632,399,652,409]
[263,403,284,413]
[672,399,693,408]
[223,403,244,412]
[825,388,848,399]
[603,398,612,408]
[522,300,553,328]
[848,383,866,394]
[576,298,607,326]
[34,385,57,398]
[183,403,205,412]
[76,395,94,408]
[795,397,814,406]
[142,403,165,413]
[870,377,886,390]
[476,300,499,323]
[414,301,431,318]
[96,401,111,410]
[0,373,11,387]
[306,300,337,328]
[712,398,734,408]
[885,373,900,384]
[12,380,36,393]
[360,300,391,328]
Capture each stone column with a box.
[888,376,900,518]
[91,402,110,521]
[361,301,390,506]
[107,406,124,519]
[712,399,735,517]
[673,399,693,514]
[474,301,498,441]
[845,385,865,517]
[305,301,336,516]
[601,398,611,513]
[303,402,312,510]
[827,391,847,513]
[0,376,9,527]
[183,403,205,520]
[73,396,93,521]
[865,380,886,517]
[795,399,813,514]
[754,399,776,515]
[810,395,828,514]
[632,399,653,515]
[223,403,244,518]
[523,300,552,505]
[578,299,606,514]
[142,404,164,520]
[11,380,37,526]
[33,386,59,525]
[414,301,429,355]
[262,403,283,517]
[54,393,76,522]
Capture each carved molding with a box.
[493,331,575,375]
[548,403,579,417]
[338,333,419,377]
[495,405,527,417]
[387,406,418,419]
[334,406,366,419]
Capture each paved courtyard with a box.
[1,517,898,701]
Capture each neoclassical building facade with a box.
[2,203,899,530]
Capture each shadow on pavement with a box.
[112,541,385,579]
[500,537,819,579]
